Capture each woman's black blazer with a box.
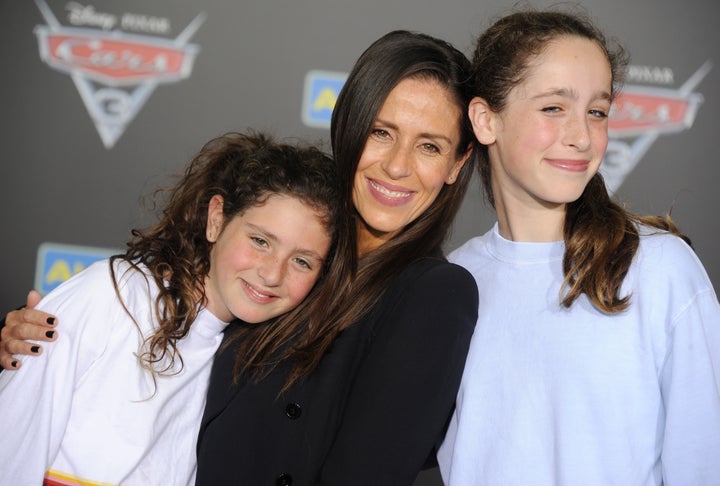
[195,257,478,486]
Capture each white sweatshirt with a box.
[438,224,720,486]
[0,260,227,485]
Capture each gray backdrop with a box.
[1,1,717,484]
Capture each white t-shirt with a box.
[438,223,720,486]
[0,259,228,485]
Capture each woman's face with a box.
[477,35,612,213]
[204,194,331,323]
[352,77,469,253]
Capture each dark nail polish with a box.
[47,317,56,325]
[46,331,55,338]
[31,346,40,353]
[11,361,18,368]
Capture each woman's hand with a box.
[0,291,57,369]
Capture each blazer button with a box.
[285,402,302,419]
[277,473,293,485]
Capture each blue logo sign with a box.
[302,70,347,129]
[35,242,121,295]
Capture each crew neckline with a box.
[484,222,565,264]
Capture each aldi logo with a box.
[34,0,205,149]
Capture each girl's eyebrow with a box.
[532,87,612,102]
[246,222,278,241]
[295,249,326,262]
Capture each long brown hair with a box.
[111,132,348,379]
[231,30,477,392]
[471,9,690,313]
[310,30,476,381]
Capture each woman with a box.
[1,30,479,485]
[438,10,720,485]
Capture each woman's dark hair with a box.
[311,30,475,372]
[471,9,689,313]
[111,131,349,382]
[230,30,477,391]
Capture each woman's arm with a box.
[0,290,58,369]
[317,260,479,485]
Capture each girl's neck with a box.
[494,194,566,243]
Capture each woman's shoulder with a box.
[362,257,478,343]
[402,257,477,290]
[384,258,479,322]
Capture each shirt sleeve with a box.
[661,286,720,484]
[653,235,720,484]
[0,263,113,483]
[317,261,478,486]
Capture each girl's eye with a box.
[251,236,269,248]
[589,109,608,119]
[542,106,562,113]
[293,257,312,270]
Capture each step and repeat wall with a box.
[1,1,717,482]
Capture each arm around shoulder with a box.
[0,290,57,370]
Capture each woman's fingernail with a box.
[11,361,18,368]
[46,331,55,338]
[31,346,40,353]
[47,317,56,325]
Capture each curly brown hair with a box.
[110,131,347,379]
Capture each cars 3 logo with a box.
[603,61,711,192]
[34,0,205,148]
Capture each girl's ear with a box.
[468,97,497,145]
[206,194,225,243]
